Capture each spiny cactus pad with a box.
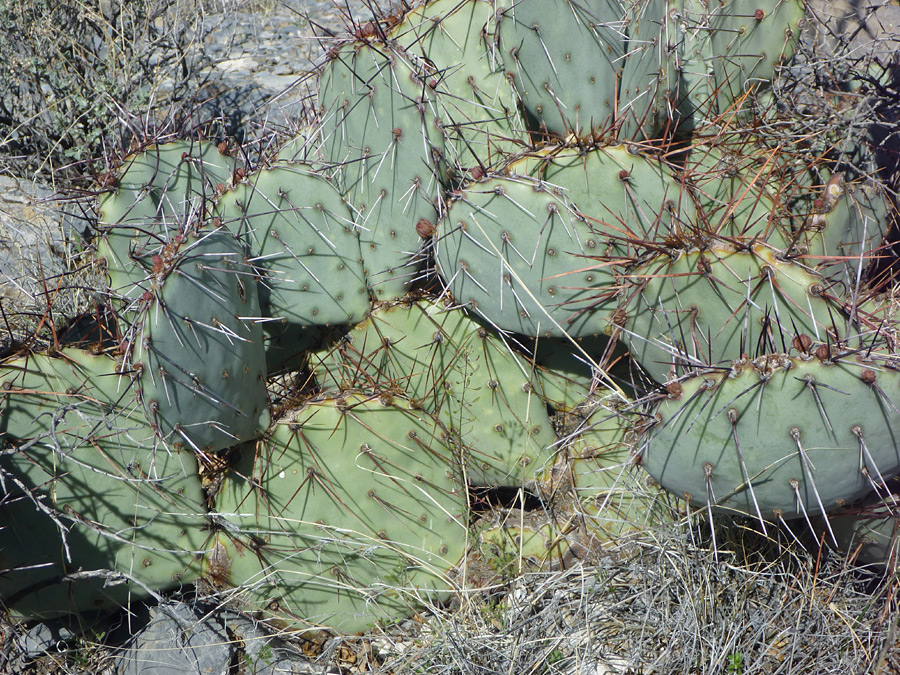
[319,38,442,300]
[645,354,900,520]
[215,162,370,326]
[313,299,557,486]
[97,141,235,297]
[679,143,787,246]
[704,0,805,118]
[131,228,269,453]
[496,0,623,139]
[792,175,890,284]
[515,144,694,245]
[437,144,694,339]
[209,394,467,633]
[566,401,673,542]
[622,244,848,382]
[0,350,207,618]
[437,173,614,338]
[397,0,525,169]
[617,0,680,139]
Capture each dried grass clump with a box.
[376,518,900,675]
[0,0,226,186]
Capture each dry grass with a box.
[371,514,900,675]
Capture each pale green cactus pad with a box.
[215,162,370,326]
[132,228,269,453]
[97,141,235,297]
[208,394,467,633]
[319,37,443,300]
[0,350,207,619]
[622,244,848,383]
[313,299,557,487]
[645,354,900,520]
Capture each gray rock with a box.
[14,621,76,659]
[115,603,233,675]
[0,176,77,304]
[805,0,900,62]
[0,176,95,345]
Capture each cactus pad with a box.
[208,394,467,634]
[97,141,235,297]
[0,349,207,618]
[644,354,900,520]
[132,228,269,453]
[215,163,370,326]
[314,299,557,487]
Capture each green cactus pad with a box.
[789,174,890,284]
[644,354,900,520]
[97,141,236,297]
[705,0,805,119]
[438,145,693,339]
[479,519,570,571]
[319,39,443,300]
[313,299,557,487]
[209,394,467,634]
[0,349,127,441]
[496,0,623,139]
[215,163,370,326]
[0,349,207,619]
[621,0,803,133]
[680,143,789,248]
[622,243,847,382]
[313,298,477,404]
[515,144,695,244]
[617,0,681,140]
[437,174,616,338]
[396,0,526,170]
[133,228,269,453]
[814,483,900,569]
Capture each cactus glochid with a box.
[4,0,900,635]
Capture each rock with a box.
[14,621,76,659]
[0,176,95,345]
[0,176,82,304]
[805,0,900,62]
[114,603,233,675]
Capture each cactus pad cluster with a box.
[2,0,899,634]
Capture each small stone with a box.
[115,602,232,675]
[15,621,76,659]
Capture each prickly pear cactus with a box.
[97,141,235,297]
[621,243,848,382]
[313,299,558,486]
[318,32,443,300]
[127,227,270,454]
[496,0,623,139]
[396,0,526,168]
[436,144,692,338]
[645,354,900,520]
[214,161,370,327]
[2,0,897,639]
